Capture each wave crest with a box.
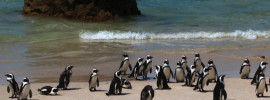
[79,29,270,40]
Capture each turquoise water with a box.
[1,0,270,83]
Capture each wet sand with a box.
[1,78,270,100]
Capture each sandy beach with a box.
[1,78,270,100]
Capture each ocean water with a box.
[1,0,270,83]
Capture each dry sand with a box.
[1,78,270,100]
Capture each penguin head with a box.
[195,53,200,57]
[122,54,129,58]
[146,55,153,59]
[208,59,214,66]
[191,65,196,69]
[65,66,74,71]
[23,77,30,82]
[218,75,226,84]
[244,58,249,63]
[155,65,162,74]
[260,61,268,71]
[51,88,58,94]
[182,55,187,60]
[92,69,99,73]
[164,59,169,64]
[138,58,144,62]
[115,71,123,78]
[176,61,181,66]
[5,74,14,80]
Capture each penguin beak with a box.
[5,74,8,76]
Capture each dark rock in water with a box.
[23,0,141,21]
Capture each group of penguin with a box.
[4,53,269,100]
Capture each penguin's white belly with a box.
[240,66,250,77]
[120,61,129,71]
[20,85,30,99]
[208,68,216,80]
[144,64,152,75]
[191,73,196,84]
[8,83,15,94]
[257,80,266,94]
[182,63,187,71]
[146,96,152,100]
[202,75,209,88]
[175,69,184,81]
[90,77,97,88]
[195,61,202,73]
[163,68,171,80]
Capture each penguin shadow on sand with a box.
[60,88,81,91]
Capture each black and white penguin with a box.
[193,67,211,92]
[57,66,74,90]
[18,77,32,100]
[119,54,132,75]
[121,79,132,89]
[155,65,171,89]
[106,71,123,95]
[162,59,173,82]
[5,73,19,98]
[89,69,99,92]
[129,58,144,80]
[142,55,153,80]
[38,86,58,95]
[174,61,185,82]
[239,58,250,79]
[185,65,197,86]
[194,53,205,74]
[213,75,227,100]
[251,61,267,85]
[256,72,268,97]
[140,85,155,100]
[180,55,188,71]
[208,59,218,82]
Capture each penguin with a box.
[142,55,153,80]
[106,71,123,95]
[193,67,211,92]
[18,77,32,100]
[239,58,250,79]
[38,86,58,95]
[251,61,267,85]
[185,65,197,86]
[57,65,74,90]
[256,72,268,97]
[129,58,144,80]
[163,59,173,82]
[194,53,205,74]
[180,55,188,71]
[208,59,218,82]
[155,65,171,89]
[5,73,19,98]
[119,54,132,75]
[89,69,99,92]
[213,75,227,100]
[140,85,155,100]
[121,79,132,89]
[174,61,185,82]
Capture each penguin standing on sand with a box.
[106,71,123,95]
[193,67,211,92]
[18,77,32,100]
[251,61,267,85]
[129,58,144,79]
[185,65,197,86]
[38,86,58,95]
[180,55,188,71]
[5,74,19,98]
[119,54,132,75]
[239,58,250,79]
[256,72,268,97]
[208,59,218,82]
[121,79,132,89]
[57,66,74,90]
[174,61,185,82]
[155,65,171,89]
[141,85,155,100]
[142,55,153,80]
[194,53,205,74]
[163,59,173,82]
[213,75,227,100]
[89,69,99,92]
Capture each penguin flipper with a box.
[7,86,10,93]
[170,68,174,78]
[119,61,124,70]
[97,78,99,87]
[129,64,132,71]
[222,89,227,100]
[265,81,268,92]
[201,62,205,68]
[240,65,244,74]
[29,89,32,98]
[150,67,152,73]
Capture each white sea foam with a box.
[79,29,270,40]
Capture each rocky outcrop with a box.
[23,0,141,21]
